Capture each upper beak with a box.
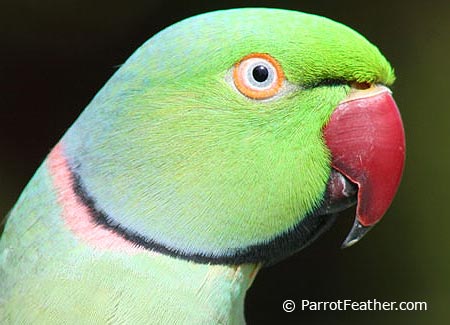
[323,84,406,247]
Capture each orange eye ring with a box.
[233,53,285,100]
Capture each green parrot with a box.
[0,8,405,324]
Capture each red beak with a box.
[323,85,405,247]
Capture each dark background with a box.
[1,1,449,324]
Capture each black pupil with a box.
[252,65,269,83]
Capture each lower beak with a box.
[323,85,406,247]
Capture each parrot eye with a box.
[233,53,284,100]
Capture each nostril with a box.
[351,81,372,90]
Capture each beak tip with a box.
[341,219,373,249]
[341,238,358,249]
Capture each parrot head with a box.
[60,8,405,265]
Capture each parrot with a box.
[0,8,405,324]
